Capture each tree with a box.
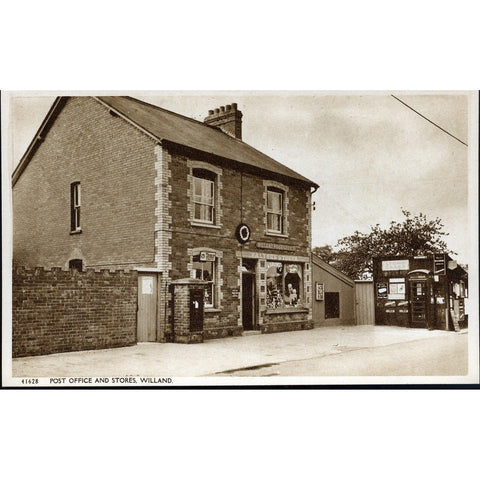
[332,210,454,279]
[312,245,336,264]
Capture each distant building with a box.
[12,96,319,343]
[373,254,468,330]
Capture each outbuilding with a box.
[311,253,355,326]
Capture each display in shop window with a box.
[266,261,303,309]
[192,254,215,308]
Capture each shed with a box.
[311,254,355,326]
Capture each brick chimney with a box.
[204,103,243,140]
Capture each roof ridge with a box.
[110,96,302,163]
[96,96,318,188]
[311,253,354,285]
[125,95,222,129]
[124,96,254,142]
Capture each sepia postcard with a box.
[2,90,478,387]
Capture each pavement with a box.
[11,325,469,378]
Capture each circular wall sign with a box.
[236,223,251,244]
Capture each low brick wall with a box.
[13,267,138,357]
[261,309,313,334]
[204,325,243,340]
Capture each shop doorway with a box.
[241,259,257,330]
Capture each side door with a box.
[137,273,158,342]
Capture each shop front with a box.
[373,254,468,330]
[239,250,313,334]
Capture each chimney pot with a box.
[204,102,242,139]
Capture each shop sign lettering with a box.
[382,259,409,271]
[256,242,297,252]
[200,251,216,262]
[377,282,388,298]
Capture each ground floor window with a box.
[388,277,406,299]
[266,262,303,309]
[325,292,340,318]
[192,254,216,308]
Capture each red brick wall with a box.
[167,146,311,334]
[13,97,157,270]
[12,267,138,357]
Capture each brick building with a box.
[12,96,319,342]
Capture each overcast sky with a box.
[9,92,471,263]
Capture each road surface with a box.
[215,332,468,376]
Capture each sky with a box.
[8,92,472,264]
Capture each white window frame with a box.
[71,182,81,232]
[266,188,283,234]
[193,173,215,225]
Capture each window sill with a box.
[265,231,288,238]
[205,308,222,313]
[265,307,309,315]
[190,221,221,229]
[70,229,82,235]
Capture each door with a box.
[137,274,158,341]
[242,273,256,330]
[355,281,375,325]
[409,280,427,328]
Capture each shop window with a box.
[193,169,216,224]
[325,292,340,319]
[192,254,216,308]
[266,262,303,309]
[388,278,406,299]
[70,182,81,232]
[266,187,284,233]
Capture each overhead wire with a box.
[391,95,468,147]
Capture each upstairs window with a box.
[267,187,283,233]
[193,169,215,224]
[70,182,81,232]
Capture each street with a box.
[215,332,468,376]
[10,325,471,380]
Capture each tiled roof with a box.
[96,96,318,187]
